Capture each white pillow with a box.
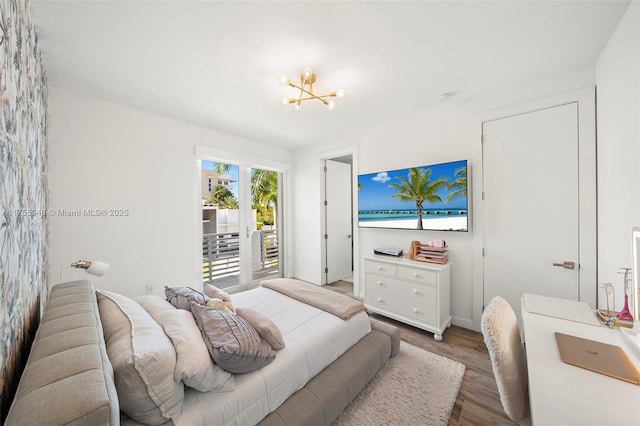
[159,309,235,392]
[134,295,176,321]
[97,290,184,425]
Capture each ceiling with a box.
[31,1,630,150]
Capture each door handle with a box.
[552,261,575,270]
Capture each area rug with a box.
[333,341,466,426]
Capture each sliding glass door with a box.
[200,159,283,292]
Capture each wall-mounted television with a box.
[358,159,468,231]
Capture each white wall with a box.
[289,5,640,328]
[293,71,603,330]
[358,108,478,329]
[48,87,292,298]
[596,2,640,309]
[293,106,477,329]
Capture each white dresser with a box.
[364,255,451,340]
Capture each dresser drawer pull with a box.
[412,308,419,313]
[377,297,383,302]
[413,272,419,278]
[377,266,384,271]
[413,289,418,295]
[377,281,384,286]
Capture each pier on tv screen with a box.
[357,160,468,231]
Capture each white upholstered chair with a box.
[481,296,529,423]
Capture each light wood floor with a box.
[326,281,531,426]
[370,314,531,426]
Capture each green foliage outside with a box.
[207,163,278,229]
[251,169,278,229]
[255,205,274,229]
[205,184,239,209]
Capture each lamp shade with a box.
[85,261,109,276]
[70,260,109,277]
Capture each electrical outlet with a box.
[146,284,153,295]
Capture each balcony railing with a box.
[203,232,240,282]
[203,230,279,283]
[260,229,279,269]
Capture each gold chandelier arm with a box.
[297,86,330,105]
[287,77,329,104]
[298,80,305,104]
[285,95,335,103]
[285,80,313,105]
[283,71,339,107]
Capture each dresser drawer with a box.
[366,273,437,305]
[365,260,397,277]
[397,266,437,285]
[366,288,437,324]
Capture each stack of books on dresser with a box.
[408,240,449,264]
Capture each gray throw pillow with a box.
[191,304,276,373]
[164,286,208,310]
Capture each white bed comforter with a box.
[175,286,371,426]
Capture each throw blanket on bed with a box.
[261,278,366,320]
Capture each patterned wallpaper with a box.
[0,0,48,420]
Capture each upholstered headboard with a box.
[5,281,119,425]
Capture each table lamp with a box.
[60,259,109,282]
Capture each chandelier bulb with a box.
[327,101,336,110]
[279,74,289,84]
[280,97,289,105]
[302,67,313,79]
[336,89,346,98]
[295,101,302,110]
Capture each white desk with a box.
[522,300,640,425]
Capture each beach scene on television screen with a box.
[358,160,468,231]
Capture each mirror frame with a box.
[633,227,640,331]
[621,227,640,357]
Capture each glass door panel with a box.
[250,168,281,282]
[201,161,242,291]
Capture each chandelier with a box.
[280,67,345,110]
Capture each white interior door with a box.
[325,159,353,283]
[482,103,580,313]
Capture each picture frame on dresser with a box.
[364,255,451,340]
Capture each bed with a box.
[5,279,400,426]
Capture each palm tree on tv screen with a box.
[389,167,448,230]
[446,166,467,203]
